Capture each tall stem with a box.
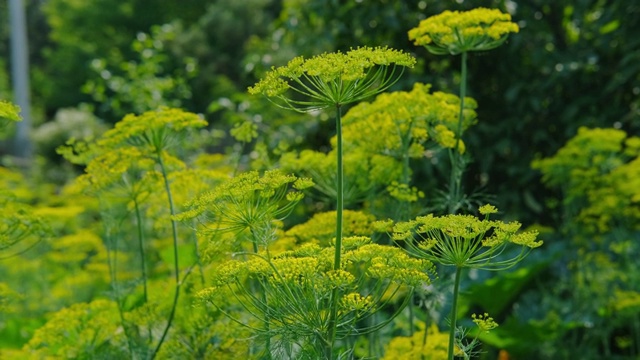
[447,51,468,214]
[150,152,181,360]
[134,199,148,304]
[133,199,154,344]
[447,267,463,360]
[251,228,271,358]
[334,104,344,269]
[327,104,344,359]
[105,222,135,356]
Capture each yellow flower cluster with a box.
[199,237,437,349]
[533,127,640,233]
[390,206,542,270]
[472,313,499,332]
[341,83,477,157]
[98,107,207,152]
[283,210,376,247]
[280,147,404,206]
[229,120,258,143]
[249,47,415,110]
[325,269,356,289]
[341,292,372,312]
[387,181,425,203]
[344,243,435,287]
[176,170,313,237]
[382,323,450,360]
[409,8,519,55]
[74,146,155,194]
[25,299,122,358]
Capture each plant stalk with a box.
[105,222,135,356]
[150,152,182,360]
[327,104,344,359]
[251,229,271,358]
[134,199,148,304]
[448,266,463,360]
[448,51,468,214]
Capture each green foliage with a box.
[83,23,197,120]
[521,125,640,358]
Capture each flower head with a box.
[98,107,207,153]
[389,206,542,270]
[409,8,519,55]
[176,170,313,245]
[341,83,477,157]
[472,313,498,333]
[249,47,415,111]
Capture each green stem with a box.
[191,220,205,286]
[327,104,344,360]
[150,152,181,360]
[448,51,468,214]
[133,200,148,304]
[133,199,154,344]
[105,223,135,356]
[421,314,429,360]
[334,104,344,269]
[448,267,463,360]
[251,229,271,358]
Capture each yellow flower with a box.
[472,313,499,332]
[409,8,519,55]
[283,210,376,247]
[382,323,449,360]
[390,206,542,270]
[176,170,313,242]
[341,83,476,160]
[249,47,415,111]
[98,107,207,153]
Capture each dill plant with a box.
[401,9,525,358]
[0,101,50,258]
[409,8,519,214]
[376,204,542,359]
[59,108,209,358]
[249,46,418,358]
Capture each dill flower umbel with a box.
[472,313,498,333]
[249,46,415,111]
[176,170,313,247]
[408,8,519,55]
[342,83,477,155]
[387,205,542,270]
[98,107,207,153]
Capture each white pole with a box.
[8,0,32,159]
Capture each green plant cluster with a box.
[1,2,639,359]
